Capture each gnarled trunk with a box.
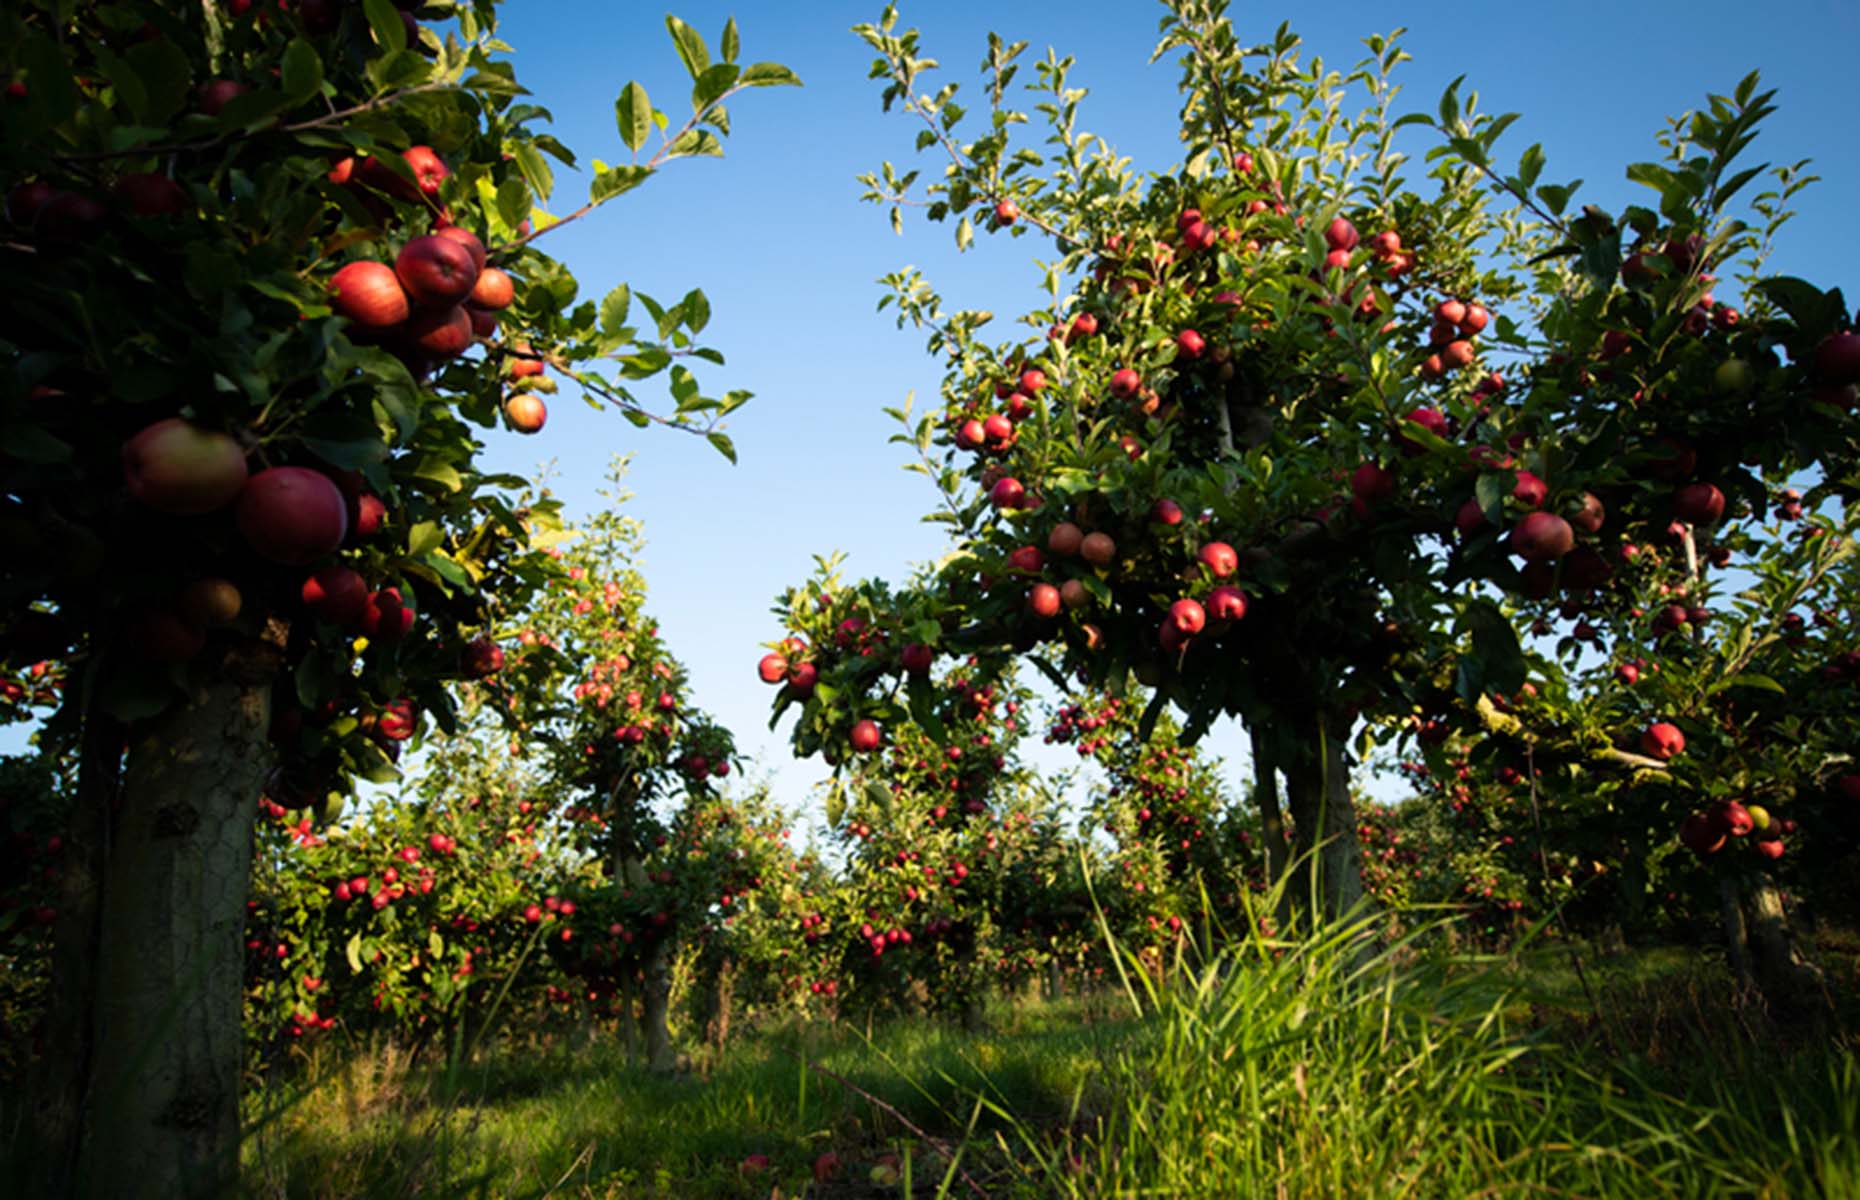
[1741,876,1828,1025]
[700,951,735,1050]
[79,642,278,1200]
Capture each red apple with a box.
[1152,498,1184,525]
[396,235,480,308]
[1570,491,1606,534]
[1815,331,1860,384]
[461,635,504,678]
[465,304,498,338]
[1007,545,1044,573]
[1110,367,1141,399]
[35,191,107,241]
[1324,216,1358,251]
[1709,798,1753,837]
[1048,522,1084,557]
[787,661,818,695]
[1679,811,1725,856]
[757,652,789,684]
[6,180,55,227]
[1176,329,1206,359]
[1018,368,1047,394]
[1507,512,1574,562]
[360,587,415,640]
[849,720,881,753]
[199,79,246,116]
[236,467,349,565]
[989,477,1025,509]
[122,419,249,515]
[1352,462,1394,505]
[402,305,472,358]
[400,145,449,195]
[1060,579,1090,610]
[504,394,547,434]
[470,266,515,310]
[1639,721,1685,761]
[328,261,410,329]
[349,492,386,539]
[1206,585,1247,623]
[901,643,934,674]
[1511,470,1547,509]
[302,565,368,627]
[1080,532,1116,566]
[1672,483,1725,525]
[433,225,487,274]
[114,173,188,217]
[1027,583,1062,618]
[1168,597,1206,636]
[1197,541,1238,577]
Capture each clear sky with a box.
[13,2,1857,829]
[467,0,1858,825]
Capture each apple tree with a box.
[767,3,1858,958]
[0,2,796,1192]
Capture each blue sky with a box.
[468,1,1858,825]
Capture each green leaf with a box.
[862,779,893,814]
[1725,673,1785,694]
[680,288,710,335]
[1137,688,1169,744]
[720,17,740,63]
[692,63,739,113]
[124,38,191,124]
[495,176,531,230]
[362,0,407,55]
[346,934,364,974]
[21,33,81,125]
[823,780,846,828]
[600,284,632,336]
[280,39,324,102]
[665,129,723,159]
[616,81,652,153]
[1457,599,1526,696]
[406,521,444,557]
[590,165,651,203]
[407,455,464,493]
[706,432,737,463]
[665,15,711,80]
[92,47,150,124]
[512,142,554,202]
[739,63,802,88]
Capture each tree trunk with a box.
[32,708,122,1199]
[701,951,734,1050]
[1717,877,1757,994]
[79,642,278,1200]
[1044,957,1062,1002]
[1280,719,1366,924]
[1741,875,1828,1025]
[1248,725,1291,889]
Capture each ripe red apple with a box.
[1440,340,1475,370]
[1615,662,1640,685]
[179,578,243,628]
[400,305,472,358]
[122,418,249,514]
[236,468,349,565]
[1639,721,1685,761]
[989,477,1025,509]
[400,145,449,195]
[849,720,881,753]
[302,565,368,627]
[1815,331,1860,384]
[1507,512,1574,562]
[30,190,101,241]
[1511,470,1547,509]
[6,180,55,227]
[757,652,789,684]
[787,661,818,695]
[1110,367,1141,399]
[328,261,411,329]
[1168,598,1206,636]
[199,79,247,116]
[901,643,933,674]
[1152,498,1184,525]
[1197,541,1238,577]
[1709,798,1753,837]
[1027,583,1062,618]
[114,172,188,217]
[1672,483,1725,525]
[1352,462,1394,505]
[1753,837,1785,861]
[1176,329,1206,359]
[814,1152,842,1183]
[470,266,515,310]
[1079,532,1116,566]
[504,394,547,434]
[396,235,480,308]
[955,418,986,451]
[994,200,1018,224]
[1007,545,1044,573]
[1060,579,1090,610]
[360,587,415,640]
[1019,368,1047,394]
[349,492,386,539]
[1570,491,1606,534]
[983,413,1014,445]
[1324,216,1358,251]
[461,636,504,678]
[433,225,487,274]
[1206,585,1247,623]
[1679,811,1725,856]
[1399,406,1448,454]
[1048,522,1084,556]
[1455,497,1489,537]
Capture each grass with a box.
[241,924,1860,1199]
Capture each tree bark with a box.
[638,936,675,1074]
[1280,718,1366,924]
[1718,877,1756,994]
[78,640,278,1200]
[1248,725,1291,889]
[700,951,734,1050]
[1742,875,1828,1025]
